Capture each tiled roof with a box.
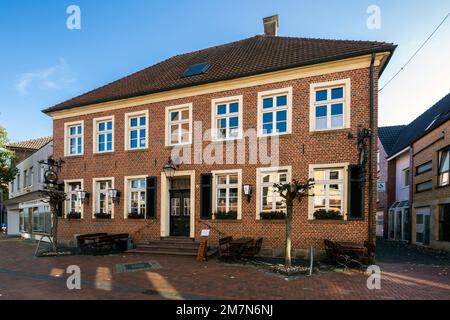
[378,125,406,156]
[43,35,396,113]
[386,92,450,158]
[7,136,53,150]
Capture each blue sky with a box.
[0,0,449,142]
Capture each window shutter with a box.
[348,165,364,220]
[146,177,157,219]
[200,173,213,219]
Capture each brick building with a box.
[378,92,450,252]
[41,18,396,256]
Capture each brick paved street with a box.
[0,239,448,300]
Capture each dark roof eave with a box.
[42,45,396,115]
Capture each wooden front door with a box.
[170,190,191,237]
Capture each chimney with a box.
[263,15,279,36]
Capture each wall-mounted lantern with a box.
[163,157,179,180]
[77,190,90,204]
[243,184,253,203]
[108,189,120,204]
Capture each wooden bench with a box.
[241,238,263,257]
[76,233,129,254]
[218,236,233,257]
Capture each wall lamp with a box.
[243,184,253,203]
[77,190,90,204]
[108,189,120,204]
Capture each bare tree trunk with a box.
[51,205,58,252]
[285,203,293,268]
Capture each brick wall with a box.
[53,66,379,256]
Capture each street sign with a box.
[377,181,386,192]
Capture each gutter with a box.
[387,146,410,161]
[368,52,376,244]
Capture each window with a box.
[125,111,148,150]
[166,104,192,146]
[312,167,345,217]
[402,168,410,187]
[66,181,82,216]
[416,180,432,193]
[439,204,450,242]
[310,79,350,131]
[181,62,210,78]
[211,96,243,141]
[23,170,28,188]
[94,179,113,218]
[213,172,240,218]
[258,88,292,136]
[29,167,34,187]
[127,178,146,217]
[438,147,449,187]
[38,165,45,183]
[257,167,291,218]
[94,117,114,153]
[377,150,380,172]
[65,121,84,156]
[416,161,432,175]
[17,173,20,190]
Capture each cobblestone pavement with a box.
[0,239,448,300]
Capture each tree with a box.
[0,127,18,196]
[273,179,314,269]
[40,186,66,251]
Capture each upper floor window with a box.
[23,169,28,187]
[166,104,192,146]
[29,167,34,187]
[94,116,114,153]
[65,121,84,156]
[438,147,449,187]
[416,161,432,175]
[258,88,292,136]
[402,168,410,188]
[16,173,20,191]
[377,150,380,172]
[310,79,350,132]
[211,96,243,141]
[125,111,148,150]
[311,166,345,219]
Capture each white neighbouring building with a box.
[6,138,53,239]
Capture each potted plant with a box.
[260,211,286,220]
[67,211,81,220]
[94,212,112,219]
[127,212,145,219]
[214,211,238,220]
[313,209,343,220]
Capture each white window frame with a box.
[402,168,410,188]
[64,120,84,157]
[124,110,149,151]
[308,163,349,220]
[309,79,351,132]
[165,103,193,146]
[257,87,293,137]
[92,177,115,219]
[93,116,115,154]
[211,96,243,141]
[64,179,84,218]
[29,167,34,187]
[255,166,292,220]
[123,175,147,219]
[211,169,242,220]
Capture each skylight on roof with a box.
[181,62,210,78]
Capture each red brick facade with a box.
[53,65,380,257]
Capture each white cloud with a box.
[16,59,76,95]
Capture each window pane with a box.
[130,118,138,127]
[263,98,273,109]
[217,175,227,185]
[276,121,287,133]
[331,103,343,116]
[139,116,146,126]
[229,103,239,113]
[107,133,112,143]
[171,111,179,121]
[106,121,112,131]
[130,130,137,139]
[99,122,105,132]
[330,171,340,180]
[229,117,238,128]
[316,90,327,102]
[331,115,343,128]
[77,126,82,134]
[263,123,273,134]
[316,106,327,117]
[217,104,227,115]
[262,174,271,183]
[263,112,273,124]
[276,95,287,107]
[314,170,326,181]
[70,127,76,135]
[229,174,238,184]
[331,87,344,99]
[316,117,327,130]
[439,150,449,173]
[181,109,189,120]
[277,110,287,122]
[131,139,138,149]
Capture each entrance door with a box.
[170,190,191,237]
[416,207,430,246]
[376,211,384,237]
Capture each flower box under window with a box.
[260,211,286,220]
[313,209,343,220]
[214,211,238,220]
[127,212,145,219]
[67,212,81,220]
[94,212,112,219]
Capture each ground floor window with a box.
[214,173,239,219]
[439,204,450,242]
[94,179,113,218]
[312,167,344,218]
[66,181,82,216]
[388,202,410,241]
[258,167,291,218]
[128,178,146,217]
